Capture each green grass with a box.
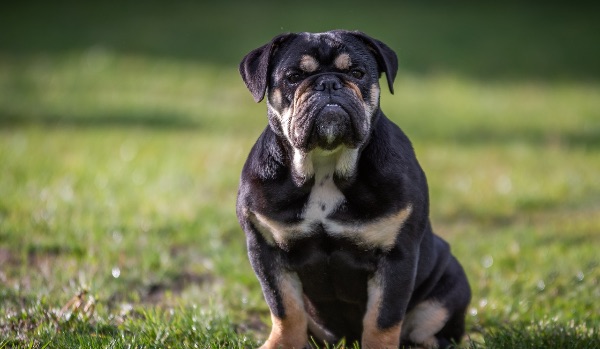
[1,1,599,348]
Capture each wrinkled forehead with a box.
[276,32,370,67]
[299,32,345,56]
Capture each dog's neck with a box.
[291,146,359,186]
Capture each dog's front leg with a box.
[245,229,308,349]
[260,272,308,349]
[362,246,418,349]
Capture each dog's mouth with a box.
[290,93,366,151]
[311,103,351,150]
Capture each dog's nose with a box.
[314,75,342,92]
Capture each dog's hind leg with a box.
[401,257,471,349]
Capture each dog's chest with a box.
[250,158,348,246]
[303,162,344,225]
[250,154,412,251]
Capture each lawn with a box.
[1,1,599,348]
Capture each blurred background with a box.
[1,1,599,347]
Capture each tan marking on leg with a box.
[362,322,402,349]
[300,55,319,73]
[334,53,352,70]
[401,300,449,349]
[261,273,308,349]
[362,274,402,349]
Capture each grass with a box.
[1,1,599,348]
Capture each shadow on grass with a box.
[0,111,201,130]
[407,123,600,150]
[445,128,600,149]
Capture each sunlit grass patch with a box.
[470,320,599,349]
[0,293,259,349]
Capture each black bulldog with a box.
[236,30,471,349]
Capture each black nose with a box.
[314,75,342,92]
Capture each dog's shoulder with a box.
[327,112,429,221]
[241,126,288,182]
[238,126,313,221]
[359,113,425,183]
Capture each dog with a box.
[236,30,471,349]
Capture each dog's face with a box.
[240,30,398,153]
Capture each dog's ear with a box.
[347,31,398,94]
[239,33,297,102]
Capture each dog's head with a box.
[240,30,398,153]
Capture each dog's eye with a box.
[287,73,303,83]
[349,69,365,79]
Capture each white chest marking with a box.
[303,161,344,223]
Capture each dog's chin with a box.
[313,104,351,150]
[291,103,360,152]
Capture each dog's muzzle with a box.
[301,74,357,150]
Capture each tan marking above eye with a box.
[299,55,319,73]
[334,53,352,70]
